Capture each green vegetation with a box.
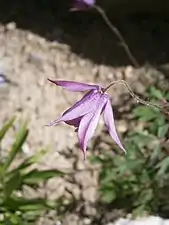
[0,118,64,225]
[91,86,169,216]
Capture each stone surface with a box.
[114,216,165,225]
[0,2,169,225]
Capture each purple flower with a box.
[71,0,95,10]
[46,79,126,159]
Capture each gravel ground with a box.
[0,2,169,224]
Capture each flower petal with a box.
[103,98,126,153]
[84,0,95,5]
[46,90,101,126]
[77,113,93,159]
[78,94,107,159]
[71,0,95,10]
[48,79,101,92]
[65,117,82,127]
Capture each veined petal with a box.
[46,90,101,126]
[48,79,101,92]
[78,94,107,159]
[77,113,93,159]
[103,98,126,153]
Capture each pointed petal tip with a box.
[79,142,87,160]
[117,142,126,154]
[47,78,58,85]
[115,140,126,155]
[48,79,102,92]
[122,147,127,154]
[45,119,60,127]
[83,149,87,160]
[103,98,127,155]
[83,153,87,160]
[44,123,53,127]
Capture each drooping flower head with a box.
[71,0,95,11]
[46,79,126,160]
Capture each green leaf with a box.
[133,106,157,121]
[135,189,153,206]
[124,158,144,171]
[100,188,116,203]
[23,169,64,184]
[156,157,169,176]
[22,149,48,164]
[0,117,16,142]
[89,155,104,164]
[4,172,22,198]
[149,87,164,99]
[3,122,29,172]
[150,144,162,162]
[127,132,156,149]
[7,149,48,175]
[22,210,44,222]
[157,124,169,138]
[2,197,48,211]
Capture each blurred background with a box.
[1,0,169,225]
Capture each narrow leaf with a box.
[7,149,48,175]
[158,124,169,138]
[156,157,169,176]
[133,106,157,121]
[0,117,16,142]
[23,169,64,184]
[149,86,164,99]
[3,122,28,172]
[2,197,47,211]
[4,172,22,198]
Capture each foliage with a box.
[91,86,169,216]
[0,118,65,225]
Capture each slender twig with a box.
[94,5,139,68]
[103,80,169,115]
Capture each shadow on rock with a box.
[1,0,169,67]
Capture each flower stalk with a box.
[103,80,169,115]
[94,5,140,68]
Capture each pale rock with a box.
[114,218,130,225]
[74,171,96,188]
[131,216,163,225]
[84,202,96,216]
[114,216,164,225]
[62,214,79,225]
[46,177,65,199]
[83,218,92,225]
[6,22,16,31]
[82,186,97,202]
[117,120,127,133]
[66,183,81,200]
[163,219,169,225]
